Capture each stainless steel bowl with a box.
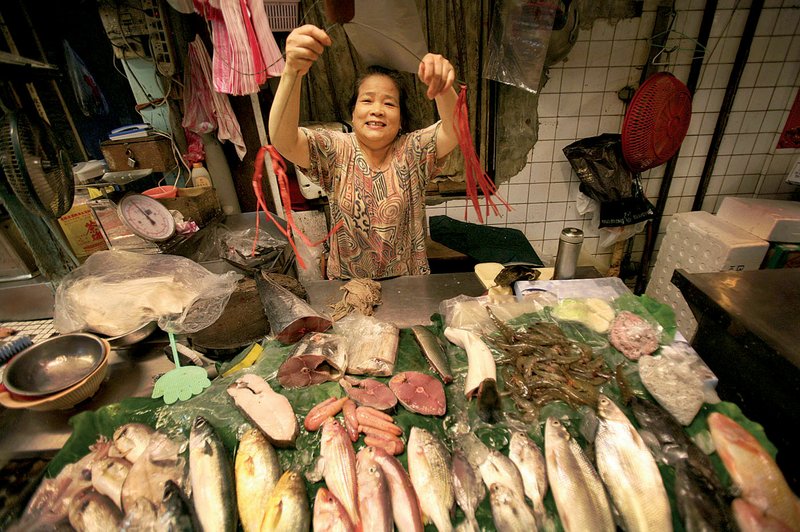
[105,321,158,348]
[2,333,107,397]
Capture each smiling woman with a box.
[268,24,460,280]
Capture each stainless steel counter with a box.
[0,272,484,458]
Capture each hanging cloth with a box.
[183,36,247,159]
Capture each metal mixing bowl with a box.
[2,333,107,397]
[105,321,158,348]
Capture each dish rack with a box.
[265,0,300,32]
[0,319,57,363]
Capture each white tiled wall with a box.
[426,0,800,273]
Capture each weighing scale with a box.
[117,194,176,242]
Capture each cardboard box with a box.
[645,211,769,341]
[58,204,109,257]
[100,135,174,172]
[716,197,800,243]
[157,186,222,227]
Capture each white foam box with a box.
[646,211,769,341]
[716,197,800,243]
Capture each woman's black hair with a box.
[348,65,410,133]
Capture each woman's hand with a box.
[285,25,331,76]
[417,53,456,100]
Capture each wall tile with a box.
[601,92,624,115]
[721,174,743,194]
[580,92,604,115]
[556,117,579,140]
[734,134,758,154]
[553,161,574,182]
[777,62,799,87]
[549,182,570,202]
[529,183,550,203]
[754,133,776,153]
[530,162,552,182]
[524,222,545,241]
[610,40,636,67]
[739,174,759,194]
[577,115,600,138]
[559,93,582,116]
[561,68,586,93]
[544,221,565,240]
[508,183,530,204]
[765,36,792,62]
[591,19,616,41]
[775,7,800,35]
[588,41,613,66]
[506,203,529,224]
[567,41,590,68]
[746,153,767,174]
[598,115,622,134]
[538,117,557,140]
[769,86,794,109]
[740,63,760,87]
[689,156,706,176]
[538,94,559,117]
[757,62,782,87]
[532,140,554,162]
[584,67,609,92]
[748,36,770,63]
[755,8,779,35]
[528,203,547,221]
[541,68,562,93]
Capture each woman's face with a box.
[352,74,401,150]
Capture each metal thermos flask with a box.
[554,227,583,280]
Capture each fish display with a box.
[545,417,615,532]
[68,489,123,532]
[189,416,237,532]
[278,332,347,388]
[411,325,453,383]
[160,479,196,531]
[595,395,672,532]
[320,418,361,528]
[313,486,355,532]
[488,482,537,532]
[120,431,186,513]
[451,449,485,532]
[227,373,299,447]
[262,470,310,531]
[256,271,332,344]
[443,326,496,398]
[708,412,800,529]
[408,427,454,532]
[356,448,393,532]
[389,371,446,416]
[235,428,282,532]
[90,457,131,510]
[369,446,424,532]
[343,317,398,376]
[108,423,155,463]
[608,310,660,360]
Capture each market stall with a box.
[2,263,797,531]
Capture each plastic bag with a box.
[484,0,557,93]
[333,314,398,376]
[576,191,647,248]
[439,294,548,335]
[54,250,241,335]
[63,40,108,117]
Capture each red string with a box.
[454,84,511,223]
[252,146,343,270]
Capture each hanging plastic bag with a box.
[563,134,654,228]
[483,0,558,94]
[63,40,108,117]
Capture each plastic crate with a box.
[265,0,300,32]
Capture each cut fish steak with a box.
[227,374,299,447]
[340,377,397,411]
[388,371,446,416]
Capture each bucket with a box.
[142,185,178,199]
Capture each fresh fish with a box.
[675,462,736,532]
[109,423,155,463]
[121,432,186,513]
[479,450,525,498]
[189,416,237,532]
[411,325,453,383]
[256,271,332,344]
[68,489,123,532]
[444,327,496,398]
[476,378,502,424]
[489,482,537,532]
[344,317,398,376]
[595,394,672,532]
[227,373,299,447]
[544,416,614,532]
[119,498,158,531]
[91,457,131,510]
[235,428,282,532]
[408,427,454,532]
[708,412,800,529]
[356,448,393,532]
[369,446,424,532]
[313,487,355,532]
[340,377,397,411]
[389,371,446,416]
[320,418,360,528]
[278,332,347,388]
[451,449,485,532]
[160,479,195,532]
[509,431,548,527]
[732,497,796,532]
[262,470,310,531]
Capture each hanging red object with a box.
[454,84,511,223]
[621,72,692,173]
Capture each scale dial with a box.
[117,194,176,242]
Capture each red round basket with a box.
[621,72,692,173]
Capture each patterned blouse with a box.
[298,123,442,279]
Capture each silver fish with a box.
[369,446,424,532]
[509,431,548,528]
[189,416,237,532]
[544,417,614,532]
[356,448,393,532]
[91,457,131,510]
[411,325,453,383]
[110,423,155,463]
[451,449,485,532]
[160,479,195,532]
[235,428,282,532]
[68,489,123,532]
[489,483,537,532]
[313,486,355,532]
[119,498,158,531]
[595,395,672,532]
[408,427,454,532]
[262,470,310,531]
[479,450,525,498]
